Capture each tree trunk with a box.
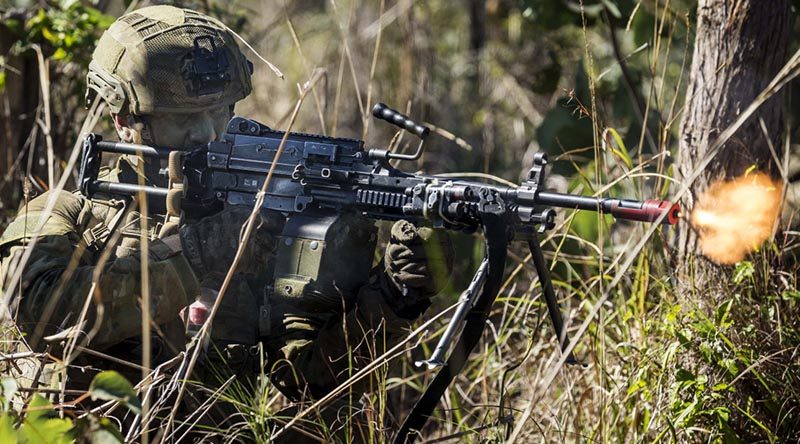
[0,10,39,219]
[673,1,795,440]
[677,0,790,292]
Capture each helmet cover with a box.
[86,5,253,115]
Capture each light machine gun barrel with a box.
[79,103,680,443]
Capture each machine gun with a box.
[79,103,680,443]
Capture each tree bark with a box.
[674,1,794,439]
[0,10,39,218]
[677,0,790,292]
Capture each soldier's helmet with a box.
[86,5,253,115]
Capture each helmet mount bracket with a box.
[182,35,231,97]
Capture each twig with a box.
[330,0,365,120]
[604,11,658,154]
[360,0,415,39]
[136,136,152,444]
[283,4,327,134]
[0,351,48,361]
[224,25,284,80]
[73,346,146,372]
[330,44,347,137]
[33,45,55,190]
[361,0,386,141]
[169,376,236,443]
[425,123,474,152]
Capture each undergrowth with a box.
[1,0,799,443]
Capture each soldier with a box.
[0,5,452,440]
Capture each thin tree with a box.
[675,0,794,439]
[677,0,791,290]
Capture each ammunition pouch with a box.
[260,211,377,338]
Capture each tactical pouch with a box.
[259,211,377,337]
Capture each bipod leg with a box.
[528,234,580,365]
[394,209,510,444]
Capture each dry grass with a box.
[1,1,799,443]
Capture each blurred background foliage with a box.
[0,0,700,214]
[1,0,800,442]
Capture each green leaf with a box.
[0,412,17,444]
[601,0,622,18]
[715,299,734,328]
[3,18,23,36]
[719,358,739,376]
[92,417,124,444]
[40,27,58,45]
[627,378,646,396]
[24,395,53,424]
[73,416,123,444]
[713,406,732,425]
[59,0,80,9]
[52,48,68,61]
[0,72,6,92]
[28,9,47,29]
[732,261,754,284]
[20,396,73,444]
[674,398,699,427]
[1,378,17,412]
[695,373,708,387]
[20,417,72,443]
[89,371,141,414]
[604,127,632,169]
[622,308,633,322]
[675,328,692,346]
[675,368,695,383]
[712,383,730,392]
[93,11,116,30]
[782,290,800,301]
[664,304,681,324]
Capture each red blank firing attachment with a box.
[609,199,680,225]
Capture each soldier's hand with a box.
[179,206,283,282]
[384,220,454,305]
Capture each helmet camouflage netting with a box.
[86,5,253,115]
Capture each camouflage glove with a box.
[180,206,283,282]
[382,220,454,316]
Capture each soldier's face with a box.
[143,105,232,149]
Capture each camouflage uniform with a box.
[0,160,196,392]
[0,5,451,419]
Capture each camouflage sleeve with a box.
[0,190,200,353]
[269,266,420,400]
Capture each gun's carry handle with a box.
[372,102,430,139]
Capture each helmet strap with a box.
[130,115,154,144]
